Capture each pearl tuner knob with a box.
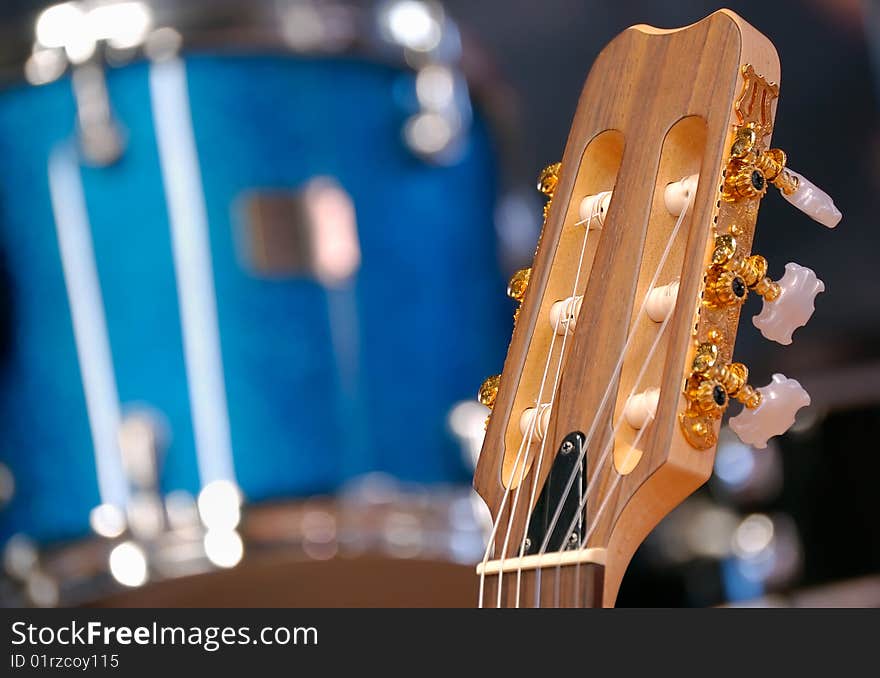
[645,281,679,322]
[578,191,612,228]
[780,169,841,229]
[664,174,699,216]
[623,388,660,429]
[728,374,810,449]
[549,296,583,335]
[520,404,552,442]
[753,263,824,345]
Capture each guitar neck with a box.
[475,10,778,609]
[481,560,606,608]
[473,9,838,609]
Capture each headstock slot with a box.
[500,130,624,488]
[612,115,708,475]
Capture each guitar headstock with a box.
[474,9,840,608]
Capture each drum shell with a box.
[0,53,510,544]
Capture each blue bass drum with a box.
[0,0,512,592]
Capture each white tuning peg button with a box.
[728,374,810,449]
[578,191,612,228]
[780,169,841,228]
[623,388,660,429]
[753,263,824,345]
[664,174,699,216]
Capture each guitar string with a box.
[535,193,691,556]
[565,381,665,607]
[477,415,531,607]
[540,433,585,607]
[530,191,693,605]
[478,291,567,607]
[553,293,676,607]
[543,195,692,607]
[482,180,690,607]
[507,199,601,606]
[493,197,601,607]
[476,197,599,607]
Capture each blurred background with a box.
[0,0,877,607]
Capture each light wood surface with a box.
[475,9,780,607]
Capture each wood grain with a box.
[475,9,780,607]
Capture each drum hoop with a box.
[0,0,520,169]
[1,492,487,607]
[0,0,502,110]
[0,2,383,74]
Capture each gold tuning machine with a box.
[703,235,780,310]
[479,374,501,411]
[507,267,531,323]
[478,161,560,430]
[507,267,531,303]
[479,163,558,428]
[723,124,798,202]
[537,162,561,198]
[725,123,841,228]
[680,338,762,449]
[735,253,781,302]
[537,161,561,219]
[505,161,558,323]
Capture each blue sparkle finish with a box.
[0,54,511,544]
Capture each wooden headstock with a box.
[473,10,821,608]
